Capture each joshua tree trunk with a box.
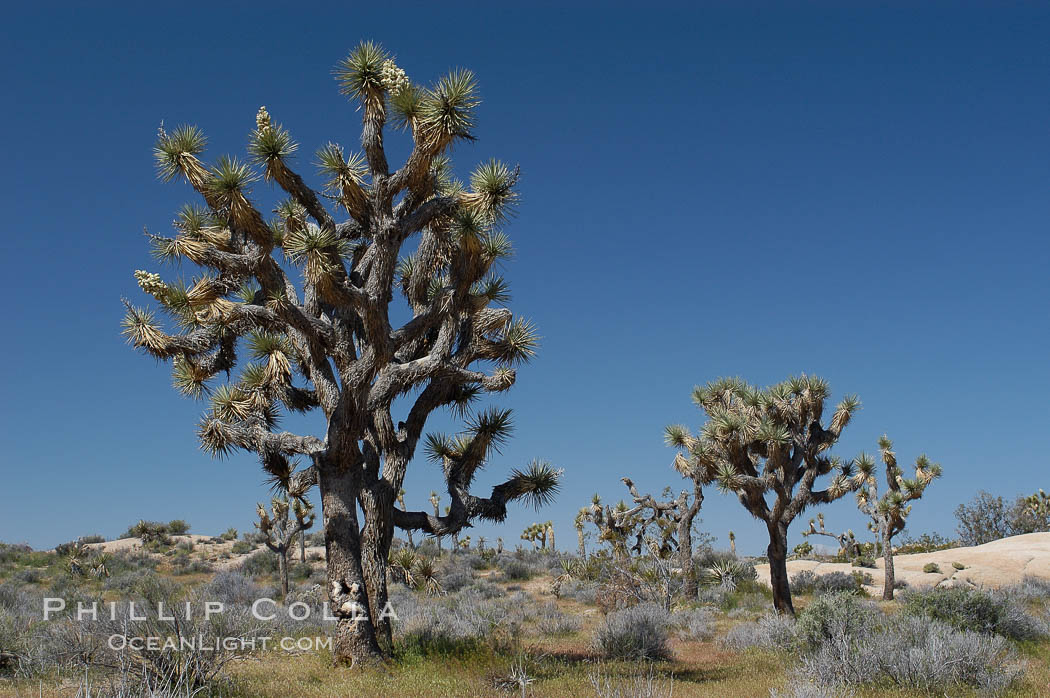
[277,549,289,596]
[299,531,306,563]
[319,468,383,665]
[577,530,586,557]
[767,522,793,616]
[678,483,703,599]
[359,483,397,654]
[881,525,895,601]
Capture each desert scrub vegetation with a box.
[592,603,672,661]
[721,590,1039,694]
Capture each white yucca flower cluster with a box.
[380,59,410,97]
[134,270,167,299]
[256,105,272,131]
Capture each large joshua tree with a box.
[665,376,868,615]
[856,435,942,600]
[121,42,561,664]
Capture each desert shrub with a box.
[952,561,966,570]
[238,550,279,578]
[175,539,194,553]
[535,602,582,635]
[850,557,875,568]
[440,570,474,593]
[702,558,757,591]
[105,549,158,576]
[204,572,265,606]
[720,612,795,651]
[393,588,526,655]
[789,570,818,595]
[102,589,261,689]
[719,579,773,615]
[103,569,152,594]
[923,562,941,574]
[954,490,1050,546]
[499,559,535,581]
[78,535,106,545]
[794,593,878,651]
[132,572,182,605]
[900,586,1046,640]
[166,520,191,535]
[220,527,238,541]
[793,571,866,595]
[798,614,1023,694]
[1011,576,1050,602]
[559,579,598,605]
[696,585,729,607]
[121,520,171,544]
[171,557,213,576]
[11,568,44,584]
[230,540,253,555]
[466,579,505,599]
[895,531,960,554]
[592,602,671,660]
[459,553,487,570]
[670,606,717,641]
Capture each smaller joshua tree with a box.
[728,531,735,555]
[496,537,504,554]
[620,478,705,598]
[666,376,869,615]
[256,496,315,595]
[264,459,314,563]
[856,435,942,600]
[574,508,590,557]
[803,512,861,560]
[581,495,636,560]
[522,522,548,550]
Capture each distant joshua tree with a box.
[574,508,590,557]
[620,478,705,598]
[121,42,561,663]
[522,522,549,550]
[666,376,869,615]
[856,435,942,600]
[256,496,315,595]
[803,512,860,560]
[728,531,735,556]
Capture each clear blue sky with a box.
[2,2,1047,555]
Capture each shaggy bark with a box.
[678,482,703,599]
